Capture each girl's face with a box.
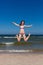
[22,21,24,25]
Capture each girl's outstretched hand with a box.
[30,25,32,27]
[12,22,19,26]
[12,22,15,24]
[24,24,32,28]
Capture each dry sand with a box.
[0,53,43,65]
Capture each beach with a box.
[0,53,43,65]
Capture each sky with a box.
[0,0,43,34]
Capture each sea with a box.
[0,34,43,52]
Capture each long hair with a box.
[19,20,25,26]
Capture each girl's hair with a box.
[20,20,25,26]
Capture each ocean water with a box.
[0,35,43,50]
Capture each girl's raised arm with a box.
[12,22,20,26]
[24,24,32,28]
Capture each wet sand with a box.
[0,53,43,65]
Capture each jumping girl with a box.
[12,20,32,42]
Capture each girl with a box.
[12,20,32,42]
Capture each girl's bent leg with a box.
[23,34,30,42]
[25,34,30,42]
[16,34,21,42]
[23,34,26,41]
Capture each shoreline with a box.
[0,53,43,65]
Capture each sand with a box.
[0,53,43,65]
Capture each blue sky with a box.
[0,0,43,34]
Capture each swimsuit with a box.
[20,26,24,29]
[19,26,25,37]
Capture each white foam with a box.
[0,50,33,53]
[8,50,33,52]
[4,36,23,38]
[3,42,13,45]
[4,37,16,38]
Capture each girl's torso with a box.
[20,26,25,34]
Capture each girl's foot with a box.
[16,35,18,37]
[29,33,30,37]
